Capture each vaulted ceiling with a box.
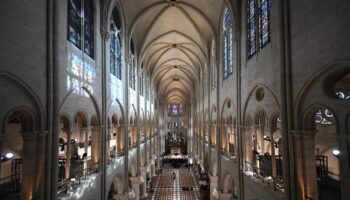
[119,0,228,104]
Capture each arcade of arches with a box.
[0,0,349,200]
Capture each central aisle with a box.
[150,164,199,200]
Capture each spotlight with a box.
[263,135,272,141]
[5,153,14,159]
[70,178,77,182]
[332,149,340,157]
[1,153,14,162]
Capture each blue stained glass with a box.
[146,79,150,100]
[116,34,122,79]
[228,27,233,74]
[247,0,257,57]
[84,0,94,58]
[223,36,228,79]
[179,104,183,116]
[110,21,122,79]
[173,105,178,116]
[259,0,270,48]
[315,109,334,125]
[211,41,216,90]
[67,0,82,48]
[129,56,136,90]
[168,105,172,116]
[68,0,95,59]
[223,10,232,30]
[110,24,116,76]
[223,9,233,80]
[140,72,144,96]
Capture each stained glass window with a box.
[84,0,94,58]
[315,108,334,125]
[179,104,183,116]
[110,23,116,76]
[67,0,94,59]
[223,9,233,80]
[146,81,150,101]
[129,39,136,90]
[110,19,122,79]
[335,91,350,100]
[247,0,270,58]
[129,56,136,90]
[172,104,178,116]
[211,41,216,90]
[247,0,257,57]
[67,0,81,49]
[140,72,144,96]
[168,105,172,116]
[259,0,270,48]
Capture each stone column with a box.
[270,129,277,178]
[210,175,219,200]
[0,135,6,178]
[107,125,111,159]
[241,126,251,167]
[129,176,139,200]
[338,135,350,200]
[35,132,47,199]
[118,125,125,155]
[65,130,72,179]
[21,132,38,200]
[91,126,101,168]
[139,166,147,198]
[81,128,90,159]
[293,130,317,200]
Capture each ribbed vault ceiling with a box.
[120,0,226,104]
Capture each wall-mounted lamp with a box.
[332,149,340,158]
[1,152,14,162]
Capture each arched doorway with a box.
[311,107,341,199]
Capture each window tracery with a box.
[247,0,271,59]
[223,9,233,80]
[67,0,94,59]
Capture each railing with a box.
[58,162,99,194]
[0,174,21,195]
[244,160,284,192]
[0,159,22,196]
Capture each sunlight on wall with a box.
[67,45,96,97]
[111,75,123,102]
